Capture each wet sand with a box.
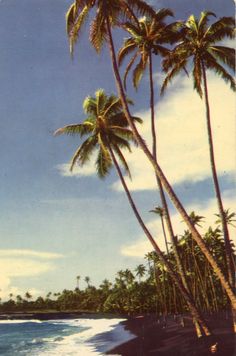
[106,313,235,355]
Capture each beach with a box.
[0,312,235,355]
[105,314,235,356]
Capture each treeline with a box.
[0,221,233,316]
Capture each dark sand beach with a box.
[106,313,235,356]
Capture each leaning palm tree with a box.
[55,89,212,337]
[65,1,236,306]
[117,14,190,305]
[162,11,235,290]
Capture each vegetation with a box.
[51,0,235,348]
[0,222,233,317]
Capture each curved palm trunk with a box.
[105,18,236,307]
[201,61,235,287]
[149,53,202,336]
[201,61,236,332]
[108,143,211,337]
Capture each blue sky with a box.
[0,0,235,298]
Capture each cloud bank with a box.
[0,249,63,300]
[57,73,235,193]
[113,73,235,191]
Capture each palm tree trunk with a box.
[108,143,212,337]
[201,61,236,331]
[201,61,235,287]
[149,53,203,336]
[105,17,236,307]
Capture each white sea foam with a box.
[34,318,135,356]
[0,319,42,324]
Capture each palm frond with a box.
[66,4,90,56]
[133,56,146,89]
[118,39,136,67]
[161,58,188,95]
[209,46,235,71]
[54,122,94,137]
[198,11,216,35]
[155,8,174,21]
[207,16,235,40]
[96,143,112,178]
[123,51,139,90]
[122,22,141,38]
[89,12,107,53]
[95,89,107,114]
[70,135,97,171]
[186,14,198,33]
[152,44,170,57]
[110,127,135,143]
[126,0,156,19]
[112,143,132,179]
[204,53,236,91]
[103,96,122,118]
[83,95,97,115]
[193,55,203,97]
[110,132,132,151]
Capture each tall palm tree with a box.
[117,13,188,297]
[161,11,235,290]
[55,89,212,337]
[84,276,91,288]
[65,1,236,305]
[76,275,81,289]
[135,264,146,283]
[150,206,169,254]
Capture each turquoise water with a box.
[0,318,134,355]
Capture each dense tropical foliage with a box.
[0,222,233,316]
[50,0,236,347]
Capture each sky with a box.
[0,0,235,299]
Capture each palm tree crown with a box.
[118,9,176,89]
[161,11,235,95]
[66,0,157,55]
[54,89,141,178]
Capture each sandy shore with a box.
[106,313,235,355]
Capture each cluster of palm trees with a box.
[54,0,235,345]
[0,224,231,316]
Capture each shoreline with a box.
[0,311,235,355]
[105,314,235,356]
[0,310,121,321]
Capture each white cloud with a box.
[113,73,236,191]
[56,73,235,191]
[121,190,236,257]
[0,249,63,259]
[0,249,63,300]
[57,162,96,177]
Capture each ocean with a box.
[0,318,136,355]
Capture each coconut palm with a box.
[118,15,191,310]
[76,275,81,289]
[161,11,235,290]
[150,206,169,254]
[84,276,91,287]
[135,264,146,283]
[55,89,212,337]
[65,1,236,306]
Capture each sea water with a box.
[0,318,135,355]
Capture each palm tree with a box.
[117,16,192,313]
[84,276,91,288]
[135,264,146,283]
[55,89,212,337]
[150,206,169,254]
[65,1,236,306]
[76,275,81,289]
[162,11,235,291]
